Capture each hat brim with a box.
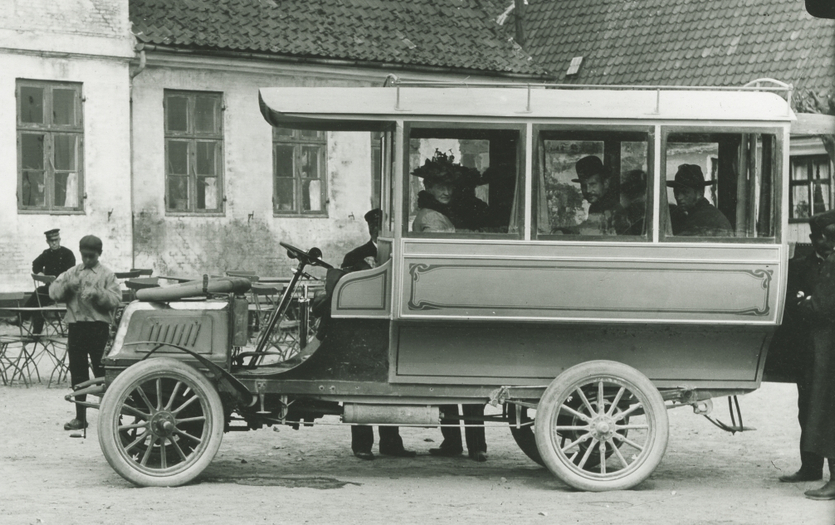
[666,180,717,188]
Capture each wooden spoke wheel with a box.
[535,360,669,492]
[98,358,225,487]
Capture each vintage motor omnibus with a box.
[74,80,793,491]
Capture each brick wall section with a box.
[0,0,128,38]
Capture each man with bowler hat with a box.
[15,229,76,333]
[50,235,120,431]
[572,156,619,234]
[666,164,732,237]
[342,209,415,460]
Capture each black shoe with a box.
[468,451,488,462]
[379,447,416,458]
[429,446,462,457]
[63,418,88,431]
[805,481,835,500]
[353,451,375,460]
[779,469,823,483]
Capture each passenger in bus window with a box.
[667,164,732,237]
[572,155,619,235]
[449,168,490,232]
[412,151,480,233]
[615,169,647,236]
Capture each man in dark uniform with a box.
[796,210,835,500]
[17,229,76,333]
[343,209,415,460]
[769,218,829,483]
[667,164,732,237]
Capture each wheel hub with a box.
[589,416,615,441]
[150,412,177,438]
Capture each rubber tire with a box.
[508,405,545,467]
[98,358,225,487]
[535,360,669,492]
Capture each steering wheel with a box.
[279,242,334,269]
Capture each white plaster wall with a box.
[130,64,382,277]
[0,53,133,291]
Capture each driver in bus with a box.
[572,155,619,235]
[667,164,732,237]
[341,209,416,460]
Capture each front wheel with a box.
[98,358,225,487]
[535,361,669,491]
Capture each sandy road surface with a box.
[1,380,833,525]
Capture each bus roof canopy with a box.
[259,86,794,131]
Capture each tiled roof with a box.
[129,0,548,78]
[523,0,835,97]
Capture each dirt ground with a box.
[1,369,834,525]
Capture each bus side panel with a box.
[393,321,771,389]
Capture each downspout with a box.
[129,48,147,270]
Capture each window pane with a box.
[794,161,808,181]
[167,140,189,174]
[275,178,296,212]
[302,179,323,211]
[274,127,294,137]
[168,176,189,211]
[54,172,79,208]
[21,134,44,169]
[54,134,77,170]
[300,129,322,139]
[196,142,216,175]
[793,185,811,218]
[19,86,44,124]
[813,181,830,215]
[542,140,605,234]
[197,176,218,210]
[167,96,189,132]
[21,171,45,206]
[274,145,294,178]
[301,146,322,178]
[53,89,77,126]
[194,97,217,133]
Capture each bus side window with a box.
[537,131,649,239]
[663,133,777,241]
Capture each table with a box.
[0,305,68,387]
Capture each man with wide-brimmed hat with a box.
[15,229,76,333]
[571,155,620,235]
[666,164,732,237]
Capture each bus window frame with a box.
[660,125,784,244]
[401,121,527,241]
[532,124,656,242]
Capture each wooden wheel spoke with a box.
[559,404,591,422]
[575,388,597,417]
[599,441,607,474]
[607,438,629,469]
[560,432,592,454]
[170,437,188,462]
[576,438,598,469]
[173,428,202,444]
[140,435,157,466]
[555,425,590,431]
[120,404,150,420]
[135,385,156,413]
[119,421,149,431]
[612,432,645,452]
[175,416,206,424]
[124,431,149,453]
[165,381,183,411]
[616,423,649,430]
[597,381,605,415]
[156,378,163,410]
[172,394,199,416]
[606,387,626,417]
[613,402,642,422]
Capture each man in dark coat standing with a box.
[769,218,829,482]
[796,209,835,500]
[343,209,415,460]
[17,229,76,333]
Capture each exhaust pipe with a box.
[343,404,439,425]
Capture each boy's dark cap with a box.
[79,235,103,254]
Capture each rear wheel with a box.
[98,358,225,487]
[535,360,669,491]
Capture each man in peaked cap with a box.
[666,164,732,237]
[15,229,76,333]
[340,209,415,460]
[793,209,835,500]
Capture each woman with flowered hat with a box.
[411,150,481,233]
